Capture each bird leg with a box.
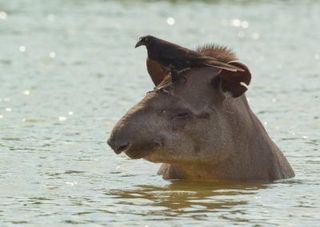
[170,70,179,83]
[169,67,190,83]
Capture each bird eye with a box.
[144,37,149,42]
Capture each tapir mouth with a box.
[124,142,159,159]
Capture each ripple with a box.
[0,1,319,226]
[1,137,21,141]
[64,220,84,224]
[0,59,11,65]
[22,118,47,123]
[10,221,28,224]
[45,170,85,177]
[72,211,93,216]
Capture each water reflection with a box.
[106,181,268,218]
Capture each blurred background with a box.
[0,0,319,226]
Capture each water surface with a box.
[0,0,319,226]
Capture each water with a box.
[0,0,319,226]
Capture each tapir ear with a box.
[146,59,168,86]
[219,61,251,97]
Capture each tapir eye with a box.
[174,111,191,119]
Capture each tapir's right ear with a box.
[146,59,168,86]
[219,61,251,98]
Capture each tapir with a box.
[107,45,294,182]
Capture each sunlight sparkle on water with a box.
[231,19,249,28]
[49,51,56,58]
[5,108,12,112]
[241,21,249,28]
[0,11,7,20]
[65,181,77,186]
[167,17,175,26]
[24,90,30,95]
[19,46,26,53]
[0,2,319,226]
[59,116,67,121]
[231,19,241,27]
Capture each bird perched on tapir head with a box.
[135,35,244,84]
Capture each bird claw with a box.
[169,67,190,83]
[170,71,179,83]
[170,72,187,84]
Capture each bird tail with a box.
[193,55,244,72]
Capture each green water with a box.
[0,0,319,226]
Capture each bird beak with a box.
[135,40,144,48]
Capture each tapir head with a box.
[108,45,251,166]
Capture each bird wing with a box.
[154,38,244,72]
[159,43,202,60]
[176,50,244,72]
[146,58,169,86]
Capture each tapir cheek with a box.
[172,120,187,130]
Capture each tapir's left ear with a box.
[219,61,251,97]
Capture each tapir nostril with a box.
[117,143,130,153]
[107,136,131,154]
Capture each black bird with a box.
[135,35,244,82]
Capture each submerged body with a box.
[108,45,294,182]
